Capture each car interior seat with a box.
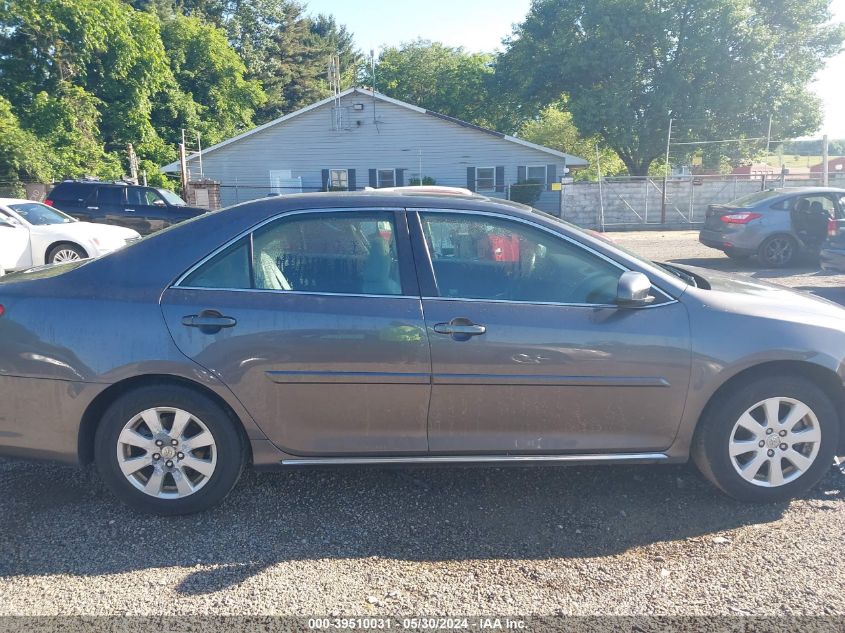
[361,234,400,295]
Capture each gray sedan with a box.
[1,191,843,514]
[699,186,845,266]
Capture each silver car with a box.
[699,187,845,267]
[1,191,843,514]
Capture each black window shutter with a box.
[495,166,505,193]
[547,164,557,189]
[348,169,356,191]
[466,167,476,192]
[321,169,330,192]
[517,166,526,183]
[395,169,404,187]
[369,169,377,188]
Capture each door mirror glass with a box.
[616,271,654,307]
[152,199,167,207]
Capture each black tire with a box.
[46,242,87,264]
[757,235,798,268]
[692,375,839,502]
[94,384,246,515]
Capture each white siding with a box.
[185,91,575,212]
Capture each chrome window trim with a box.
[420,295,676,310]
[171,206,405,290]
[415,207,677,305]
[175,286,419,300]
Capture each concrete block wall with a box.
[558,177,836,228]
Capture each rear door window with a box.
[96,186,125,206]
[50,183,93,203]
[252,212,401,295]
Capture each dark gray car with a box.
[1,191,843,514]
[699,187,845,266]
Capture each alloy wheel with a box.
[761,237,794,266]
[116,407,217,499]
[52,249,82,263]
[728,397,821,487]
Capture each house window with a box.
[475,167,496,192]
[330,169,348,191]
[524,165,547,185]
[377,169,396,188]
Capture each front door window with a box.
[420,213,623,305]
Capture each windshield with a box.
[157,188,187,206]
[8,202,75,225]
[729,190,781,207]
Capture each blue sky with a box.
[305,0,845,138]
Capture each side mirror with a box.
[152,199,166,207]
[616,271,655,307]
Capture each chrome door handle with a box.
[87,206,99,210]
[182,311,237,334]
[434,323,486,335]
[125,208,135,212]
[433,318,486,341]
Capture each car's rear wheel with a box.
[47,243,87,264]
[693,375,838,502]
[757,235,797,267]
[94,385,246,515]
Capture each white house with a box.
[161,87,588,213]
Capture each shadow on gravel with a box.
[1,458,842,595]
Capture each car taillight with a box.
[43,199,53,206]
[0,305,5,318]
[720,212,762,224]
[829,219,839,238]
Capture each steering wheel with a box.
[567,271,619,305]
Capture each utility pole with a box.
[197,131,203,179]
[661,118,673,224]
[127,143,139,184]
[596,143,605,231]
[822,134,829,186]
[765,115,773,155]
[178,142,188,194]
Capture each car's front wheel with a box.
[693,375,839,502]
[94,385,246,515]
[47,243,87,264]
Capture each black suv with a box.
[46,181,206,235]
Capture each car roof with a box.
[224,190,537,219]
[54,180,137,188]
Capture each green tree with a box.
[375,40,504,129]
[0,0,173,170]
[0,96,51,191]
[158,12,265,145]
[518,104,627,180]
[498,0,845,175]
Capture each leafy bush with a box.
[509,180,543,206]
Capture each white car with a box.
[0,198,140,273]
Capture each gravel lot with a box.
[2,230,845,619]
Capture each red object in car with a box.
[0,305,5,318]
[488,235,520,262]
[43,198,54,207]
[828,219,839,238]
[720,212,762,224]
